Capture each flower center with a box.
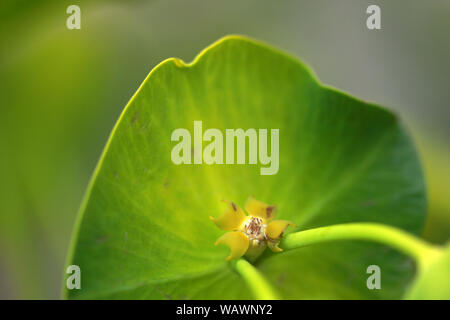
[241,216,266,243]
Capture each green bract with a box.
[65,35,426,299]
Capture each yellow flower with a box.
[210,197,295,261]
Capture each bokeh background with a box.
[0,0,449,299]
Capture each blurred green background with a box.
[0,0,449,299]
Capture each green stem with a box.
[232,259,280,300]
[282,223,442,270]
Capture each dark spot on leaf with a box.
[345,274,355,285]
[277,273,287,286]
[362,199,375,208]
[154,286,172,300]
[96,236,109,245]
[231,202,237,211]
[131,112,139,124]
[163,180,170,188]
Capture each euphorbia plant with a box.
[210,197,448,299]
[64,35,449,300]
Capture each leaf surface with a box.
[66,36,426,299]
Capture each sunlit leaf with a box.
[65,36,426,299]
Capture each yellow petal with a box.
[265,220,296,240]
[267,241,283,252]
[215,231,249,261]
[210,200,246,231]
[245,196,277,221]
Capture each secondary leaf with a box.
[65,35,426,299]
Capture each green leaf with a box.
[65,35,426,299]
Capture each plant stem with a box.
[281,223,442,270]
[232,259,280,300]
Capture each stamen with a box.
[242,217,266,243]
